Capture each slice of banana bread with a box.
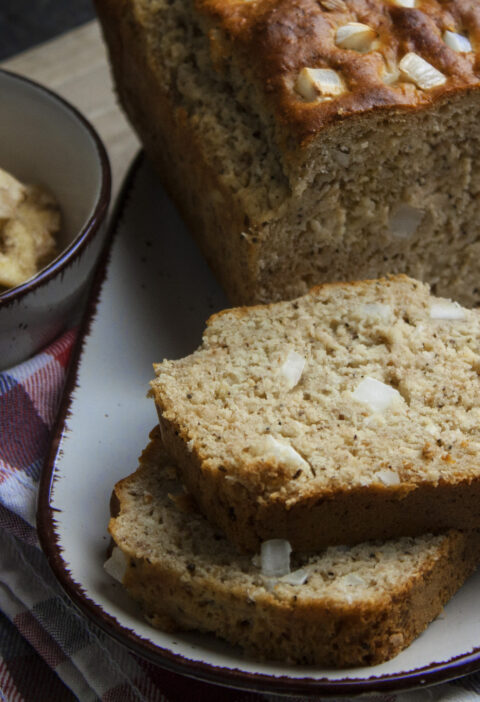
[94,0,480,305]
[107,427,480,667]
[150,275,480,551]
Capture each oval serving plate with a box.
[38,153,480,698]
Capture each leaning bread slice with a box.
[107,428,480,667]
[150,275,480,552]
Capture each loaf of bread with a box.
[94,0,480,306]
[150,275,480,552]
[106,427,480,667]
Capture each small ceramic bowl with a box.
[0,69,111,370]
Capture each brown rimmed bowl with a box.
[0,68,110,370]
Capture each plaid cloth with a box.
[1,332,480,701]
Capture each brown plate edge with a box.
[36,151,480,698]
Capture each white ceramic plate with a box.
[38,154,480,697]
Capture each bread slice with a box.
[107,427,480,667]
[94,0,480,306]
[150,275,480,552]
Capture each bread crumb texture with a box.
[109,429,480,666]
[152,276,480,490]
[151,276,480,548]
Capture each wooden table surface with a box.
[1,20,140,201]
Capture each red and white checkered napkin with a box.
[0,331,478,702]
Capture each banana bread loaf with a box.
[106,427,480,667]
[95,0,480,305]
[150,275,480,551]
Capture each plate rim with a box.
[37,152,480,698]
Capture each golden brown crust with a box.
[196,0,480,143]
[97,0,480,148]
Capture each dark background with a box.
[0,0,96,61]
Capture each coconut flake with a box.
[444,31,472,53]
[430,303,467,321]
[389,203,424,239]
[399,52,446,90]
[352,377,402,414]
[295,67,345,101]
[320,0,347,9]
[279,567,310,585]
[360,303,392,320]
[392,0,416,6]
[340,572,367,587]
[374,469,401,486]
[104,546,127,583]
[335,22,376,52]
[260,539,292,577]
[264,435,310,473]
[280,350,306,390]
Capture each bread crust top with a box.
[196,0,480,142]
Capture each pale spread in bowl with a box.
[0,166,61,291]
